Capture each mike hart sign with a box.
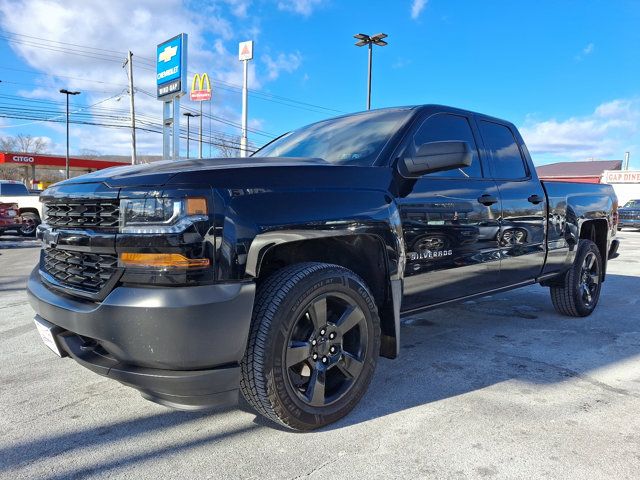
[190,73,212,101]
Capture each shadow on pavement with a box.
[1,407,260,478]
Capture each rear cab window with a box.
[477,120,528,179]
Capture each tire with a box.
[240,262,381,431]
[19,212,40,237]
[550,239,603,317]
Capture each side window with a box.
[412,113,482,178]
[478,121,528,179]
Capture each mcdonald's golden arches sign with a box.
[190,73,212,101]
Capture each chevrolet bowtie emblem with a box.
[158,45,178,63]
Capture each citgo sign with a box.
[11,155,35,163]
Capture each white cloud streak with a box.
[411,0,427,20]
[277,0,322,16]
[261,52,302,80]
[520,98,640,163]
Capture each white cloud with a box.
[222,0,252,18]
[575,42,595,61]
[277,0,322,16]
[0,0,273,156]
[262,52,302,80]
[411,0,427,20]
[519,98,640,163]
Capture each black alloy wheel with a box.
[285,293,368,408]
[240,262,380,430]
[550,239,603,317]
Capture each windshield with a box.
[254,109,413,166]
[623,199,640,208]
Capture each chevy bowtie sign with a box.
[156,34,188,99]
[190,73,212,102]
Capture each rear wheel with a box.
[240,262,380,430]
[550,239,602,317]
[19,212,40,237]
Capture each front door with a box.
[395,112,502,312]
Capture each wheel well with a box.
[580,219,608,278]
[19,207,40,218]
[257,234,397,358]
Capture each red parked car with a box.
[0,202,22,235]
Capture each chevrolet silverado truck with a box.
[27,105,619,430]
[0,180,42,236]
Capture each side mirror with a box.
[401,140,472,176]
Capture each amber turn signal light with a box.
[186,197,208,215]
[119,253,210,268]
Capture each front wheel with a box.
[240,262,380,430]
[550,239,603,317]
[19,212,40,237]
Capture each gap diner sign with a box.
[602,170,640,184]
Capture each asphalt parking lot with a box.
[1,231,640,479]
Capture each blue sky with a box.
[0,0,639,167]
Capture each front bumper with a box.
[619,218,640,228]
[27,268,256,409]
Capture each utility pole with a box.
[354,33,388,110]
[238,41,254,157]
[59,89,80,179]
[125,51,137,165]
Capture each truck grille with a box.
[42,247,118,294]
[620,212,640,220]
[44,201,120,230]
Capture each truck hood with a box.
[56,157,329,188]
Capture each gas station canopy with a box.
[0,152,128,171]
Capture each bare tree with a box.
[14,134,49,153]
[214,135,257,158]
[0,136,17,152]
[0,134,49,154]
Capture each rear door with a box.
[475,119,546,286]
[396,111,502,312]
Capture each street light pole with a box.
[59,88,81,179]
[354,33,388,110]
[183,112,199,159]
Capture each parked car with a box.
[0,202,22,235]
[27,105,619,430]
[618,199,640,230]
[0,180,42,236]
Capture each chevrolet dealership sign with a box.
[156,34,188,99]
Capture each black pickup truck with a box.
[28,105,619,430]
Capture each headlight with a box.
[120,197,208,234]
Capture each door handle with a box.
[477,194,498,206]
[528,194,543,205]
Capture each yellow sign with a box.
[190,73,211,101]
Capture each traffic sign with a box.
[239,40,253,61]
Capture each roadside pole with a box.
[239,41,253,158]
[126,50,137,165]
[189,73,212,160]
[156,34,188,160]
